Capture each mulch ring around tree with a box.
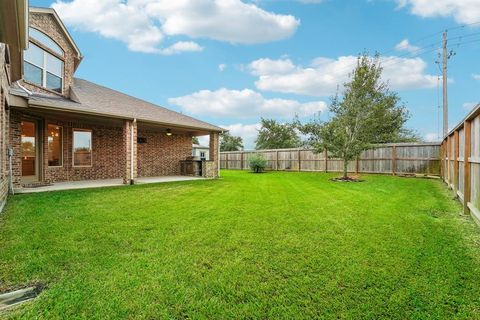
[330,175,365,182]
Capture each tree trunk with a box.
[343,159,348,178]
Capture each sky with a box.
[30,0,480,149]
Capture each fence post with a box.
[392,145,397,176]
[446,136,450,186]
[241,153,244,170]
[440,142,444,180]
[464,120,472,215]
[444,140,448,182]
[276,150,279,171]
[298,150,301,171]
[454,131,459,194]
[226,153,229,170]
[355,157,359,174]
[324,149,328,173]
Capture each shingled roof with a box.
[18,78,224,132]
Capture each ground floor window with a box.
[48,125,62,166]
[73,129,92,167]
[21,121,37,177]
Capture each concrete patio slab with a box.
[15,176,204,194]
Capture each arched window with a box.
[29,28,64,55]
[23,28,64,93]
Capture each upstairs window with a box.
[29,27,64,55]
[23,28,64,93]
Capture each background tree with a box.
[220,132,244,151]
[297,54,411,179]
[192,136,200,145]
[255,118,302,150]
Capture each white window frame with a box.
[72,129,93,168]
[24,42,64,94]
[47,124,63,168]
[29,27,64,56]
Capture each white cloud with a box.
[249,55,438,97]
[220,123,261,150]
[169,88,327,118]
[52,0,163,53]
[424,132,441,142]
[218,64,227,72]
[473,74,480,80]
[463,102,478,110]
[248,58,296,76]
[396,0,480,25]
[52,0,300,53]
[395,39,420,53]
[160,41,203,55]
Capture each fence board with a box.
[221,143,441,176]
[441,103,480,223]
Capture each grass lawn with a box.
[1,170,480,319]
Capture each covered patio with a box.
[10,87,222,192]
[14,175,205,194]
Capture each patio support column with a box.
[123,119,137,184]
[209,132,220,178]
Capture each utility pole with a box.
[442,31,448,137]
[440,31,455,138]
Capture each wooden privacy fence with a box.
[441,103,480,222]
[220,142,441,176]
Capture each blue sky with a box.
[31,0,480,149]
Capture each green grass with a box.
[1,170,480,319]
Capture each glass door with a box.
[21,120,38,182]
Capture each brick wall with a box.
[9,110,21,188]
[0,91,7,209]
[137,129,192,177]
[20,11,78,97]
[11,111,127,187]
[44,117,125,184]
[1,44,11,209]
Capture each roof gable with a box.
[29,7,82,60]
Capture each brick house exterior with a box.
[0,5,223,206]
[0,51,11,210]
[0,0,28,210]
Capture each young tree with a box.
[192,136,200,145]
[255,118,302,150]
[298,54,410,179]
[220,132,244,151]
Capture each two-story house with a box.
[2,6,222,200]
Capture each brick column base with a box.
[123,120,137,184]
[204,132,220,178]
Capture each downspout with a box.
[130,118,136,184]
[8,147,14,195]
[15,81,32,95]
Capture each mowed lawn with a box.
[1,171,480,319]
